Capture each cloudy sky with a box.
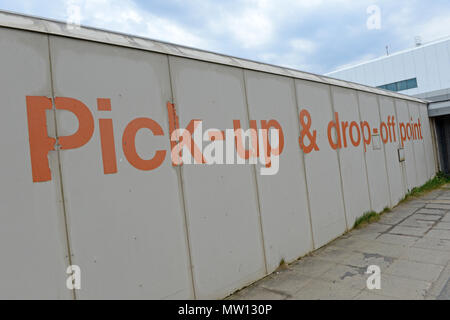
[1,0,449,74]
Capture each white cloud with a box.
[385,3,450,46]
[63,0,207,48]
[223,10,274,48]
[408,15,450,44]
[145,16,206,48]
[199,0,357,49]
[258,37,319,71]
[290,38,317,54]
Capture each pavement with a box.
[228,185,450,300]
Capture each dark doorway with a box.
[435,115,450,174]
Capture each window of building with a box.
[397,80,408,91]
[377,78,418,92]
[406,78,418,89]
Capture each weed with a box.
[354,211,380,229]
[354,172,450,230]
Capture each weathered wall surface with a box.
[0,25,437,300]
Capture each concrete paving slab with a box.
[376,234,419,246]
[310,246,355,264]
[358,241,407,258]
[385,259,444,282]
[402,200,428,208]
[392,206,421,215]
[435,222,450,230]
[346,232,382,241]
[428,200,450,204]
[425,229,450,240]
[389,225,431,237]
[425,204,450,210]
[415,208,446,215]
[318,264,368,290]
[400,247,450,266]
[425,264,450,299]
[354,291,398,300]
[289,257,337,278]
[420,190,443,199]
[410,213,442,221]
[414,237,450,251]
[437,279,450,300]
[359,274,432,300]
[378,211,413,225]
[360,223,393,233]
[399,217,435,228]
[328,237,372,250]
[231,286,288,300]
[227,186,450,300]
[339,251,395,270]
[288,279,361,300]
[259,272,313,296]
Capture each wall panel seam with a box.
[356,91,374,212]
[328,86,349,230]
[241,69,269,275]
[46,34,76,300]
[376,95,393,207]
[166,55,197,299]
[292,79,315,251]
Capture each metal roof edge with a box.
[327,36,450,75]
[0,10,427,104]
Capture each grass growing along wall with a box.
[401,172,450,201]
[353,208,390,229]
[353,172,450,229]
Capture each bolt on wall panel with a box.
[49,36,193,299]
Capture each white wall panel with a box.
[295,81,346,248]
[245,70,313,272]
[395,99,418,191]
[378,96,406,204]
[49,37,193,299]
[434,42,450,91]
[358,92,390,212]
[413,49,430,93]
[0,29,71,299]
[424,46,441,93]
[408,102,428,186]
[373,60,385,86]
[169,57,266,299]
[331,87,371,227]
[391,54,406,83]
[419,104,437,180]
[383,57,396,84]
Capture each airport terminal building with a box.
[327,36,450,173]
